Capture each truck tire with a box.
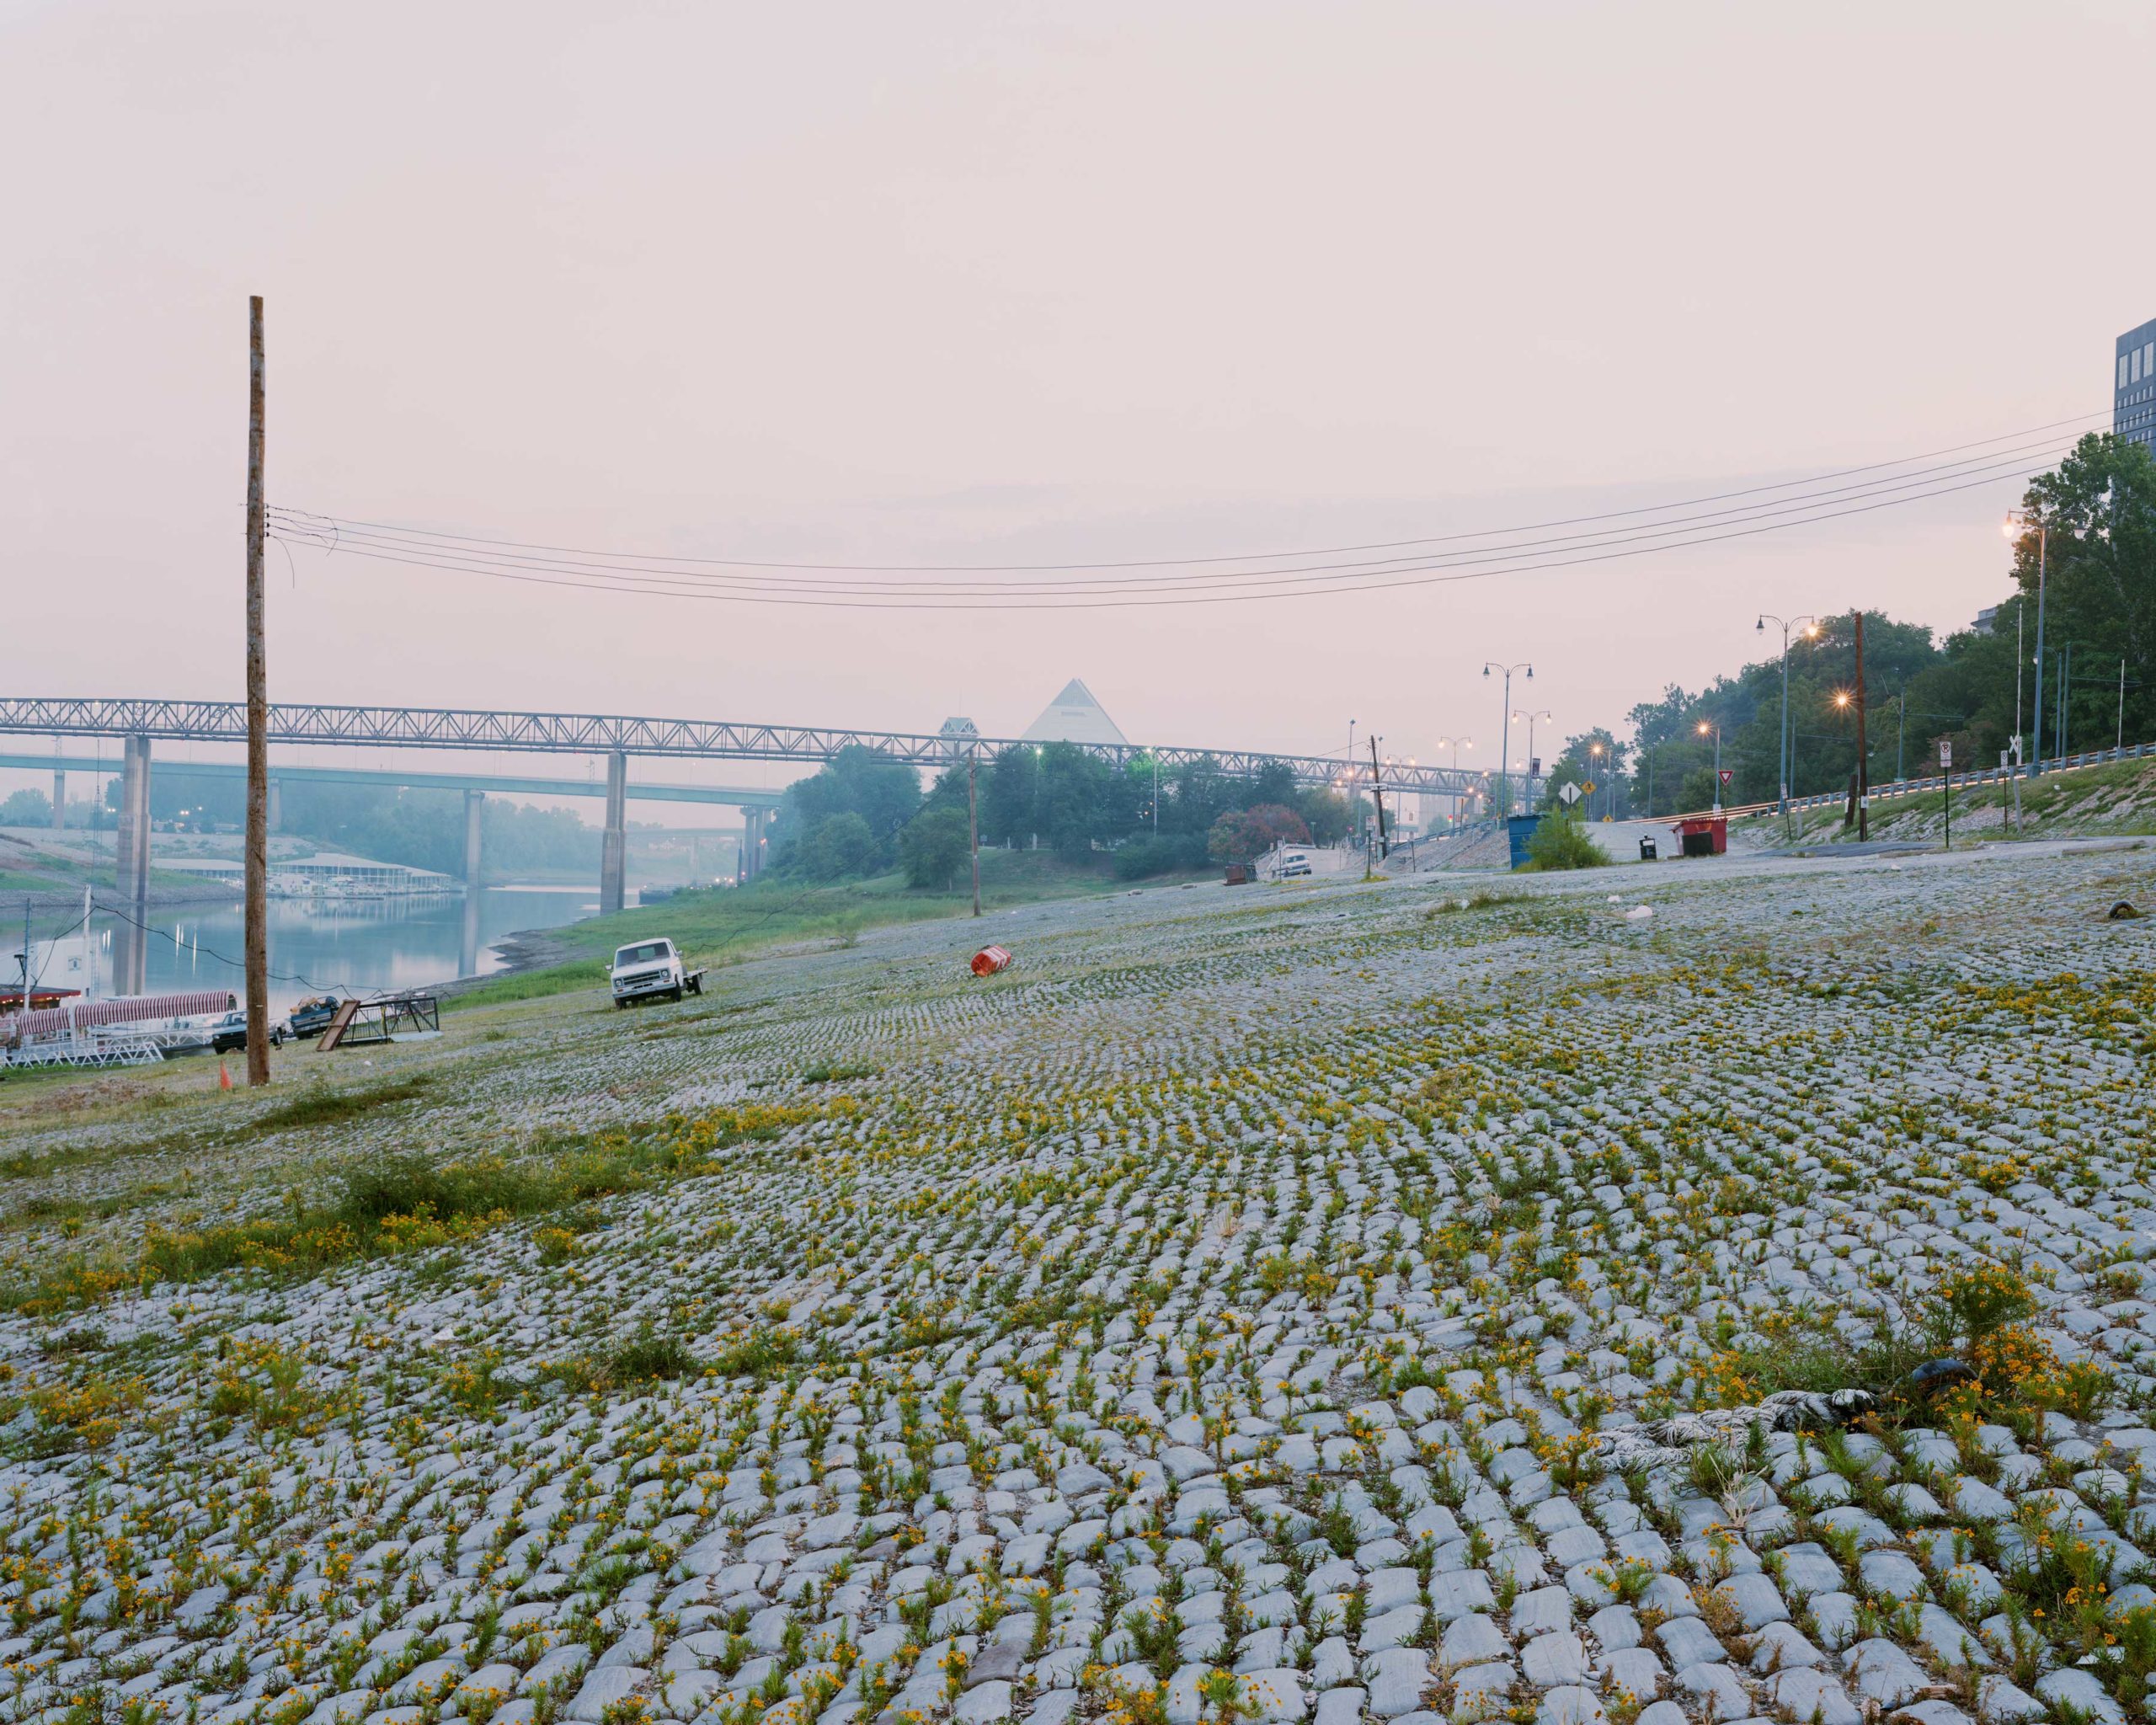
[615,998,628,1010]
[668,987,683,1002]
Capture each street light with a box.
[1588,740,1609,821]
[1483,662,1533,815]
[1513,708,1553,809]
[1757,612,1819,818]
[1434,735,1472,827]
[2004,510,2049,778]
[1696,718,1723,813]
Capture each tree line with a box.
[1534,434,2156,819]
[770,742,1364,886]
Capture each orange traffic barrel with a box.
[971,945,1013,975]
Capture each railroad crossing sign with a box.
[1558,782,1582,805]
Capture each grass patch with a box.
[249,1075,433,1133]
[801,1061,878,1084]
[1710,1265,2109,1434]
[1425,890,1527,917]
[450,852,1169,1013]
[546,1328,701,1396]
[0,1100,828,1312]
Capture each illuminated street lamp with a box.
[1697,718,1723,813]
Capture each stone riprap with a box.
[3,845,2156,1725]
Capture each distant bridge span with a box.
[0,696,1482,797]
[0,697,1488,981]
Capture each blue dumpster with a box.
[1506,814,1542,869]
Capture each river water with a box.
[75,886,608,1016]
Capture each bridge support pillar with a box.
[112,734,151,996]
[267,777,280,834]
[462,789,484,885]
[600,753,627,915]
[51,768,65,831]
[743,808,766,882]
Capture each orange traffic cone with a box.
[218,1060,233,1091]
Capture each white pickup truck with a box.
[609,937,704,1007]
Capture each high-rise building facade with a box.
[2119,318,2156,456]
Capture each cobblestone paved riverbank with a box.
[4,846,2156,1725]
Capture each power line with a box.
[270,405,2111,574]
[93,900,360,999]
[270,453,2059,611]
[266,432,2076,598]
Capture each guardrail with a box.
[1653,740,2156,825]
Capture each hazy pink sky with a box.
[4,1,2152,803]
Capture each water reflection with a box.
[85,887,600,1015]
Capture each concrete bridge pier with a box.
[742,807,766,881]
[267,777,281,834]
[51,767,64,831]
[112,734,152,995]
[463,789,484,885]
[599,753,627,915]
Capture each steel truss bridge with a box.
[2,697,1488,987]
[0,697,1484,796]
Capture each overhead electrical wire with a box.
[271,437,2072,602]
[264,409,2101,611]
[274,406,2111,574]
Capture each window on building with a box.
[2125,355,2135,389]
[2138,349,2148,384]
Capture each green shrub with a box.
[1524,817,1608,871]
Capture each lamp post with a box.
[1757,613,1818,817]
[1435,736,1471,827]
[1588,740,1604,820]
[1482,662,1533,815]
[1513,708,1552,810]
[1696,719,1722,813]
[2004,510,2048,778]
[1831,691,1853,825]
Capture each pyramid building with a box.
[1019,678,1128,746]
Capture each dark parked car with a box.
[209,1010,286,1055]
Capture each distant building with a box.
[2118,317,2156,456]
[1973,604,2000,637]
[937,717,980,761]
[1020,679,1129,746]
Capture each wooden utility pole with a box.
[1853,610,1870,843]
[244,296,270,1086]
[968,755,980,916]
[1369,736,1390,858]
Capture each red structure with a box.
[4,991,236,1042]
[1672,816,1727,857]
[970,946,1013,976]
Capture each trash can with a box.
[1638,836,1657,862]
